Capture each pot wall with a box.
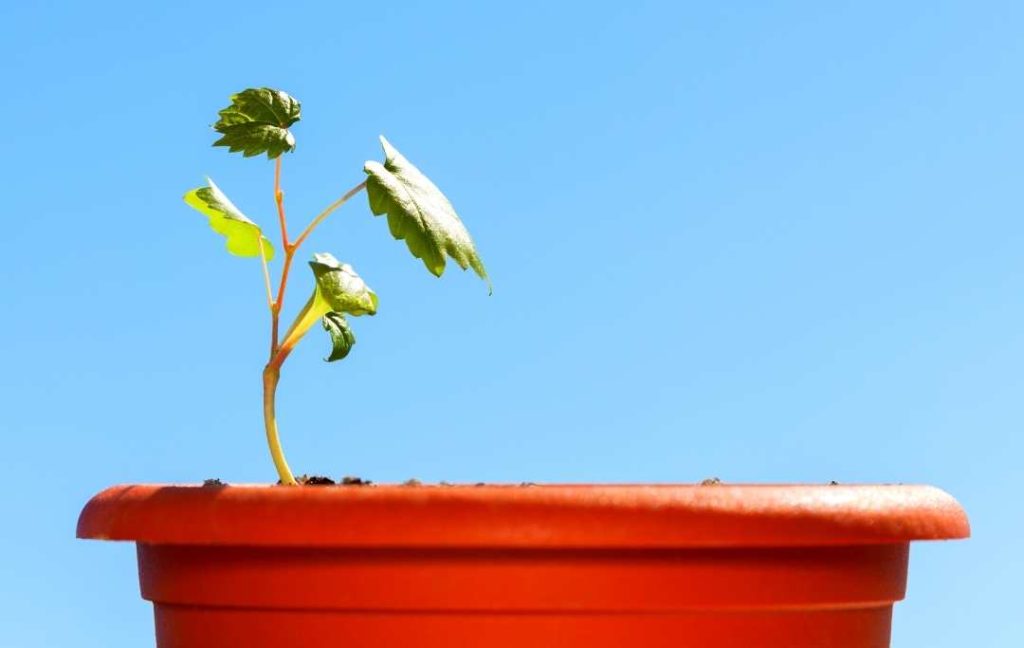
[141,542,909,648]
[79,484,969,648]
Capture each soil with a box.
[205,476,849,489]
[297,475,337,486]
[340,475,373,486]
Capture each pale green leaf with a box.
[364,136,489,291]
[183,179,274,259]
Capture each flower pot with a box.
[78,484,967,647]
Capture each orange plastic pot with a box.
[78,484,967,647]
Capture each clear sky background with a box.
[1,1,1021,645]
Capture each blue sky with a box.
[1,1,1021,645]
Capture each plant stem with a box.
[269,179,366,354]
[257,240,274,308]
[278,294,319,355]
[257,238,276,357]
[262,364,296,485]
[261,177,367,485]
[274,157,289,248]
[271,250,295,353]
[292,180,367,250]
[263,156,296,484]
[269,158,291,355]
[263,310,306,485]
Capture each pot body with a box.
[141,543,907,648]
[79,484,969,648]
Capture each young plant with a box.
[184,88,489,485]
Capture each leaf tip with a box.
[378,134,398,160]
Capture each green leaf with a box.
[321,312,356,362]
[212,88,301,159]
[309,253,378,316]
[364,136,490,290]
[280,252,376,362]
[183,179,274,259]
[277,254,376,362]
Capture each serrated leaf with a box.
[183,179,274,259]
[309,253,378,316]
[322,312,356,362]
[213,88,301,159]
[364,136,489,290]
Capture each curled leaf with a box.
[277,254,378,360]
[364,136,489,291]
[183,179,274,259]
[309,253,378,316]
[322,312,356,362]
[213,88,301,159]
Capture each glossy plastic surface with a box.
[79,484,969,647]
[79,483,969,547]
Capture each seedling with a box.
[184,88,488,485]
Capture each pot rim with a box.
[77,483,969,548]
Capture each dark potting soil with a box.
[297,474,338,486]
[203,477,846,489]
[276,477,737,487]
[269,475,373,486]
[340,475,373,486]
